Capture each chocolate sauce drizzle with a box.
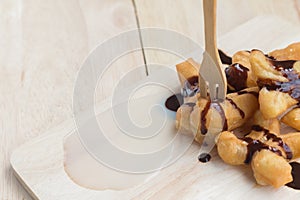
[237,90,259,98]
[225,63,249,91]
[243,125,293,164]
[199,90,258,135]
[226,97,245,118]
[211,101,228,131]
[200,101,228,135]
[259,79,300,101]
[243,137,282,164]
[225,90,258,119]
[286,162,300,190]
[258,58,300,101]
[200,101,211,135]
[165,49,233,112]
[270,59,297,71]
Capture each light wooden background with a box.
[1,0,300,199]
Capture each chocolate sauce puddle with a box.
[165,93,183,112]
[286,162,300,190]
[165,75,199,112]
[198,153,211,163]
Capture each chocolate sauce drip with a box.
[237,90,259,98]
[226,97,245,118]
[243,125,293,164]
[182,76,199,97]
[225,63,249,91]
[211,102,228,131]
[200,101,211,135]
[218,49,232,65]
[286,162,300,190]
[198,153,211,163]
[165,93,183,112]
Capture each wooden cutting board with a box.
[11,16,300,200]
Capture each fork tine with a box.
[200,51,226,101]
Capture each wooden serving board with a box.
[11,16,300,200]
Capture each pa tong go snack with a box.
[170,42,300,189]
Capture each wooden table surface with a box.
[1,0,300,199]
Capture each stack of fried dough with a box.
[175,42,300,188]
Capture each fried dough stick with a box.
[176,87,259,143]
[217,111,300,188]
[269,42,300,60]
[250,50,300,119]
[175,58,202,104]
[281,107,300,130]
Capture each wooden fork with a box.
[200,0,227,101]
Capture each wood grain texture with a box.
[10,16,300,200]
[0,0,143,199]
[2,0,300,199]
[134,0,300,66]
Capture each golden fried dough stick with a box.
[218,130,292,181]
[176,87,259,144]
[269,42,300,60]
[232,51,251,68]
[225,51,257,91]
[217,131,247,165]
[233,51,257,87]
[250,50,288,82]
[252,150,292,188]
[250,50,300,118]
[217,126,300,188]
[217,106,299,188]
[217,113,281,166]
[175,103,194,135]
[252,111,280,135]
[176,58,199,87]
[259,87,298,119]
[175,58,205,104]
[281,132,300,159]
[281,107,300,131]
